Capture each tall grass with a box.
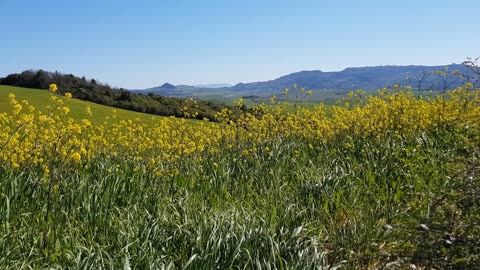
[1,86,479,268]
[1,126,479,269]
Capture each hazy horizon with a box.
[1,0,478,89]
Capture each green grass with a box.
[1,127,479,269]
[0,85,162,124]
[192,88,357,108]
[1,85,479,269]
[0,84,348,119]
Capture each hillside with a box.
[2,84,479,269]
[134,64,475,100]
[194,83,232,88]
[0,85,161,124]
[0,70,233,121]
[135,84,242,101]
[230,64,472,94]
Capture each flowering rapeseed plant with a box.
[49,83,58,93]
[0,84,478,171]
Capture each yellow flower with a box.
[234,97,244,107]
[64,92,72,99]
[70,152,81,162]
[49,83,58,93]
[270,95,276,104]
[85,106,92,117]
[12,104,22,115]
[61,107,70,115]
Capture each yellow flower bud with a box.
[49,83,58,93]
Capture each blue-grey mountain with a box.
[136,64,475,98]
[231,64,470,94]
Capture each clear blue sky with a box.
[1,0,478,89]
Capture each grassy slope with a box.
[0,85,161,124]
[0,85,337,125]
[1,87,479,268]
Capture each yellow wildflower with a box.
[70,152,81,162]
[49,83,58,93]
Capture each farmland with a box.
[1,84,479,269]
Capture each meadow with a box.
[199,88,359,109]
[0,85,161,124]
[0,84,479,269]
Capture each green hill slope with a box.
[1,70,235,121]
[0,85,161,124]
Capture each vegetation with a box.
[0,85,164,124]
[0,81,479,268]
[0,70,234,121]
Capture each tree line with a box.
[0,70,235,121]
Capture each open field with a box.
[1,85,479,269]
[0,85,161,124]
[193,88,360,107]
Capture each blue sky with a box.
[1,0,479,88]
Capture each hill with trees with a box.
[0,70,233,121]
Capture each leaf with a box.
[453,257,467,264]
[123,254,131,270]
[55,238,61,253]
[276,253,285,270]
[226,237,243,268]
[291,226,303,238]
[182,254,198,270]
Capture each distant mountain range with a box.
[194,83,232,88]
[231,64,471,94]
[134,64,475,98]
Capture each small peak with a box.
[160,83,176,89]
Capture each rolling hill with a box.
[230,64,471,94]
[0,70,234,121]
[137,64,474,99]
[0,85,161,124]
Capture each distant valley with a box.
[134,64,474,102]
[194,83,232,88]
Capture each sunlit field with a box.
[0,85,162,124]
[1,84,479,268]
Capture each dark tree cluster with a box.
[0,70,232,121]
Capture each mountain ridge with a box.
[230,64,470,94]
[137,64,474,98]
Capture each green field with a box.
[1,85,479,269]
[0,85,161,124]
[197,88,354,107]
[0,85,339,122]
